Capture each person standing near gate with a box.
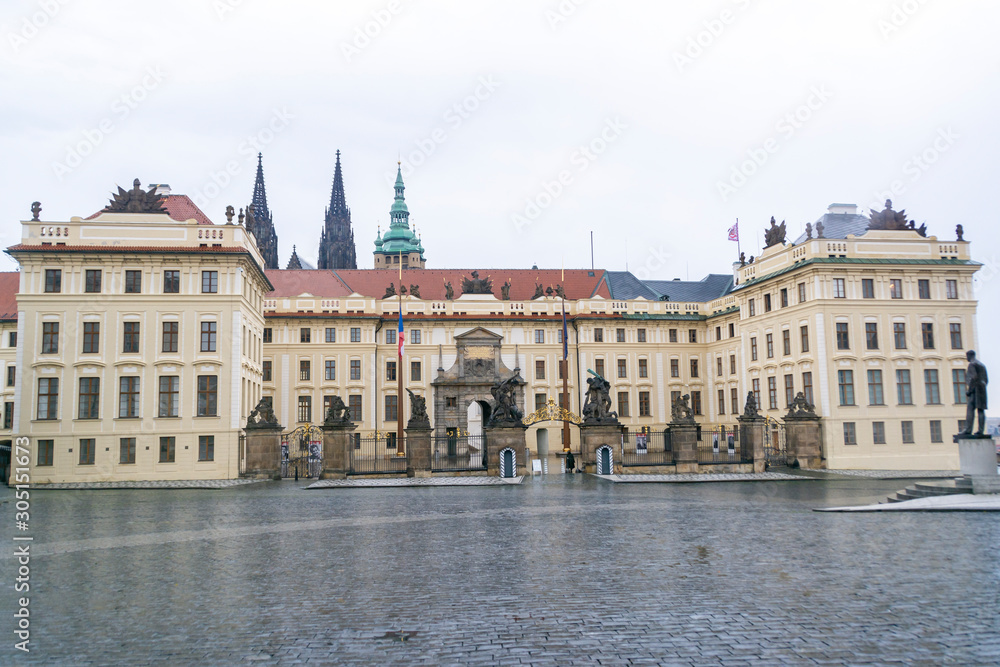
[960,350,988,437]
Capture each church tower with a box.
[247,153,279,269]
[317,150,358,270]
[373,164,425,269]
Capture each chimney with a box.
[150,184,171,196]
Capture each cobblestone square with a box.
[2,476,998,665]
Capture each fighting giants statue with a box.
[582,373,619,425]
[743,391,761,419]
[670,393,696,424]
[246,398,280,429]
[406,389,430,429]
[488,373,524,427]
[959,350,989,438]
[784,392,818,420]
[323,396,353,426]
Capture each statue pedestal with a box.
[485,425,527,477]
[956,437,1000,494]
[738,416,767,473]
[784,418,823,469]
[406,426,432,477]
[321,422,356,479]
[243,426,283,479]
[670,423,698,473]
[580,423,622,474]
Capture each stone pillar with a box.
[484,425,528,477]
[738,416,767,473]
[243,425,283,479]
[579,423,623,474]
[320,422,356,480]
[406,426,432,478]
[956,436,1000,494]
[784,417,823,469]
[670,424,698,474]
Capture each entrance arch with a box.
[466,400,492,437]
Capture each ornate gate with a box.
[281,425,323,479]
[763,418,787,467]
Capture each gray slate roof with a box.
[792,212,871,244]
[607,271,734,303]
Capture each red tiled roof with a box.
[0,272,18,321]
[317,269,610,300]
[265,270,352,298]
[85,194,214,225]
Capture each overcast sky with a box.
[1,0,998,352]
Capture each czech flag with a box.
[397,308,405,358]
[728,222,739,242]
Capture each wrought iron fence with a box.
[620,429,673,467]
[432,434,487,472]
[281,426,324,479]
[350,433,409,475]
[697,426,750,464]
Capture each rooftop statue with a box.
[500,280,511,300]
[868,199,911,231]
[582,373,619,425]
[815,221,824,238]
[763,217,787,248]
[406,389,430,429]
[103,178,168,215]
[409,284,421,298]
[461,270,493,295]
[31,202,41,221]
[956,224,965,241]
[555,284,566,298]
[383,283,396,299]
[444,281,454,300]
[532,283,544,299]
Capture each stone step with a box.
[886,477,970,503]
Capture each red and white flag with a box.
[727,222,739,242]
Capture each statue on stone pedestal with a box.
[31,202,41,221]
[406,389,430,429]
[763,217,787,248]
[743,391,761,419]
[488,374,523,426]
[582,374,618,425]
[409,284,421,298]
[444,281,454,300]
[956,224,965,241]
[323,396,352,426]
[959,350,989,437]
[670,394,695,424]
[784,392,818,420]
[500,280,511,300]
[246,398,280,429]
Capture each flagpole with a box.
[397,250,405,457]
[561,264,570,453]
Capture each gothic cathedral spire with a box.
[318,150,358,270]
[247,153,279,269]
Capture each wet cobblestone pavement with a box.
[2,475,998,665]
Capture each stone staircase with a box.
[887,477,971,503]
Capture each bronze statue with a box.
[409,284,421,298]
[532,283,544,299]
[246,398,280,429]
[500,280,511,300]
[323,396,352,426]
[554,284,566,299]
[868,199,911,231]
[406,389,430,429]
[488,373,524,426]
[743,391,761,419]
[103,178,168,214]
[400,284,407,296]
[383,283,396,299]
[763,217,787,248]
[582,374,618,425]
[956,224,964,241]
[31,202,41,221]
[670,394,695,424]
[461,270,493,295]
[784,392,818,420]
[444,281,454,300]
[739,252,746,266]
[959,350,989,437]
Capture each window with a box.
[690,358,699,378]
[38,439,54,466]
[764,294,772,312]
[798,282,806,303]
[531,329,543,344]
[918,279,930,299]
[730,355,736,375]
[838,370,855,406]
[535,359,545,380]
[159,436,175,463]
[716,356,723,377]
[865,323,879,350]
[300,359,311,381]
[325,328,336,343]
[386,329,396,345]
[731,387,739,415]
[835,322,850,350]
[688,330,697,344]
[765,333,774,359]
[263,360,272,382]
[867,370,884,405]
[81,322,100,354]
[691,391,702,416]
[715,326,721,341]
[929,420,943,443]
[893,322,906,349]
[535,393,547,411]
[44,269,61,293]
[901,421,914,444]
[800,325,809,353]
[843,422,857,445]
[42,322,59,354]
[385,395,398,421]
[617,391,629,417]
[386,433,397,449]
[158,376,179,417]
[595,358,605,378]
[163,270,180,293]
[325,360,336,381]
[123,322,140,353]
[924,369,941,404]
[833,278,846,298]
[410,330,421,344]
[921,323,935,349]
[780,288,788,308]
[120,437,136,464]
[752,379,761,409]
[946,280,958,300]
[348,395,362,421]
[950,323,963,350]
[862,279,874,299]
[782,330,791,356]
[199,435,215,461]
[639,391,651,417]
[445,396,457,408]
[385,361,396,382]
[784,374,795,407]
[197,375,218,416]
[802,372,813,406]
[124,270,141,293]
[263,327,273,343]
[637,328,646,343]
[896,369,912,405]
[8,331,16,348]
[119,377,140,418]
[4,400,14,427]
[85,269,102,293]
[350,359,361,380]
[350,327,361,342]
[750,337,758,361]
[638,358,648,378]
[594,328,603,343]
[298,396,312,422]
[889,278,902,299]
[617,328,626,343]
[670,359,679,377]
[748,299,755,316]
[79,438,95,465]
[301,328,311,343]
[873,422,886,444]
[728,323,735,338]
[617,358,627,378]
[201,321,217,352]
[78,377,100,419]
[767,377,778,410]
[668,329,677,343]
[6,366,13,387]
[952,369,967,404]
[201,271,218,293]
[37,378,59,420]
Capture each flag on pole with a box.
[397,308,405,358]
[728,222,739,242]
[561,301,568,360]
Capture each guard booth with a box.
[596,445,614,475]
